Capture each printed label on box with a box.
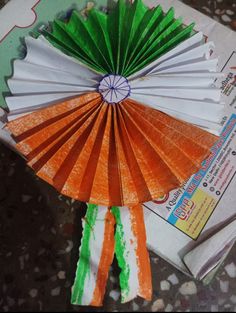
[144,52,236,240]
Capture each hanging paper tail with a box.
[71,204,115,307]
[112,205,152,303]
[71,204,152,306]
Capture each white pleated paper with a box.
[6,32,224,134]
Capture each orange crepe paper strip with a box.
[7,92,218,207]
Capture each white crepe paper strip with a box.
[111,206,152,303]
[148,41,215,74]
[71,205,115,307]
[151,58,219,74]
[12,60,96,86]
[8,79,96,95]
[71,204,151,306]
[131,87,221,102]
[6,93,80,114]
[115,207,140,302]
[150,107,223,135]
[130,94,223,123]
[130,75,222,88]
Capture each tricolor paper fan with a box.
[5,0,223,306]
[6,0,223,207]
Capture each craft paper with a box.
[71,204,115,306]
[6,3,224,133]
[112,205,152,303]
[3,0,225,307]
[72,204,151,306]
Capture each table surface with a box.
[0,0,236,312]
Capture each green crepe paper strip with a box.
[71,203,99,305]
[87,9,115,72]
[71,205,132,305]
[124,7,175,75]
[118,0,147,74]
[111,206,130,301]
[123,3,163,75]
[43,0,195,77]
[129,22,195,75]
[43,19,106,73]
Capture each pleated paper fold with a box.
[71,204,151,306]
[7,92,218,207]
[71,205,115,306]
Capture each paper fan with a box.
[5,0,223,206]
[4,0,224,306]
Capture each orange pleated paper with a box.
[7,92,218,206]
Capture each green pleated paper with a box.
[43,0,195,77]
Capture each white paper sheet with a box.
[144,0,236,280]
[184,220,236,280]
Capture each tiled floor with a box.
[182,0,236,31]
[1,143,236,312]
[0,0,236,312]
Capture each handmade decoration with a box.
[5,0,223,307]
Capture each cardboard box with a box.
[144,0,236,281]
